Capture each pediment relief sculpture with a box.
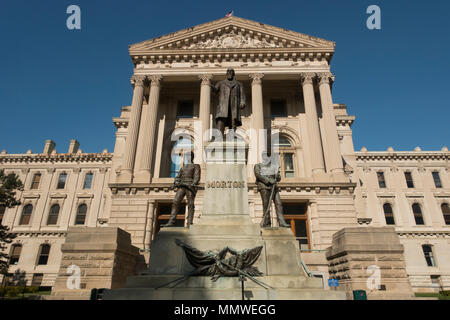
[184,31,281,49]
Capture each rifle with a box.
[260,182,276,227]
[169,182,204,192]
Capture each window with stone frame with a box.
[75,204,87,225]
[47,204,60,225]
[37,244,51,265]
[154,202,186,234]
[273,135,295,178]
[83,172,94,189]
[19,204,33,225]
[441,203,450,225]
[432,171,442,188]
[176,100,194,118]
[412,203,425,225]
[56,172,67,189]
[422,245,436,267]
[0,204,5,225]
[31,273,44,287]
[383,203,395,225]
[30,173,41,190]
[404,171,414,188]
[270,99,287,118]
[377,171,387,188]
[9,244,22,265]
[282,203,310,250]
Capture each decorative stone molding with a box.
[49,193,67,199]
[249,73,264,85]
[355,151,449,162]
[0,153,112,164]
[316,72,335,85]
[148,74,163,87]
[299,72,315,85]
[130,75,146,87]
[357,217,372,225]
[198,73,213,85]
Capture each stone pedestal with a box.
[51,227,139,300]
[326,227,414,300]
[103,142,345,300]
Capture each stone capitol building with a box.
[0,16,448,299]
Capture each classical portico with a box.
[113,16,346,187]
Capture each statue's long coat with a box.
[213,79,246,127]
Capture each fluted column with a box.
[249,73,265,163]
[119,75,146,183]
[198,74,213,142]
[300,73,325,175]
[143,200,155,265]
[136,75,162,183]
[317,72,344,174]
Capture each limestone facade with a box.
[0,16,448,294]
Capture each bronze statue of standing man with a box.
[211,68,246,137]
[254,152,290,228]
[162,152,200,228]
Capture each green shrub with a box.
[6,286,23,297]
[25,286,39,294]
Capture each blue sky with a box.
[0,0,448,154]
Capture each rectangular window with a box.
[404,172,414,188]
[422,245,436,267]
[432,171,442,188]
[270,99,287,118]
[31,273,44,287]
[83,173,93,189]
[431,275,441,290]
[0,205,5,225]
[57,173,67,189]
[10,245,22,265]
[155,203,186,234]
[282,203,309,250]
[377,172,386,188]
[177,100,194,118]
[30,173,41,190]
[283,153,295,178]
[37,245,50,265]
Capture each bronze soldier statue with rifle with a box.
[162,151,201,227]
[254,152,290,228]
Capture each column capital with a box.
[299,72,315,85]
[316,72,335,85]
[249,73,264,85]
[130,75,146,87]
[147,74,163,87]
[198,74,213,85]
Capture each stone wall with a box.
[326,227,414,299]
[51,227,139,299]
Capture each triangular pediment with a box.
[129,16,335,54]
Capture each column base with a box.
[134,170,152,183]
[117,170,133,183]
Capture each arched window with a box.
[19,204,33,225]
[75,204,87,225]
[273,135,295,178]
[170,138,194,178]
[383,203,395,225]
[0,205,5,225]
[441,203,450,225]
[37,244,51,265]
[47,204,60,225]
[9,244,22,265]
[412,203,425,225]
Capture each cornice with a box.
[336,115,355,127]
[355,151,449,162]
[0,153,113,164]
[108,182,356,195]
